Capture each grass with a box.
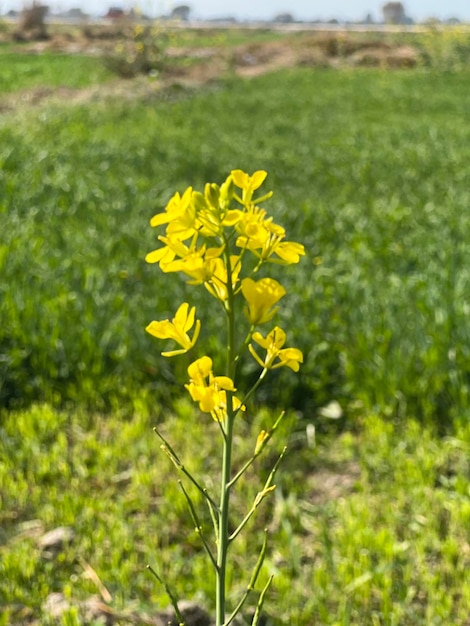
[2,66,470,422]
[2,42,470,624]
[1,404,469,624]
[166,26,292,48]
[0,52,114,94]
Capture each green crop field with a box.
[0,52,114,93]
[1,36,470,625]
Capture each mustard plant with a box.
[145,170,305,625]
[417,24,470,71]
[105,23,168,78]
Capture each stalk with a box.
[216,239,237,626]
[216,406,235,626]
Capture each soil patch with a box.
[0,31,420,112]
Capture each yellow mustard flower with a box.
[149,187,196,241]
[268,239,306,264]
[193,185,243,237]
[146,233,194,268]
[166,252,218,284]
[233,200,305,264]
[231,169,269,205]
[205,255,241,302]
[160,244,224,282]
[249,326,303,372]
[236,208,305,264]
[236,204,281,237]
[146,302,201,357]
[241,277,286,325]
[185,356,244,420]
[145,243,176,266]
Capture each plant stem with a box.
[216,407,234,626]
[216,238,237,626]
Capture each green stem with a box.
[216,236,238,626]
[224,529,269,626]
[147,564,185,625]
[239,367,269,408]
[251,575,274,626]
[227,411,286,490]
[178,480,218,571]
[216,407,234,626]
[154,427,219,511]
[229,446,286,543]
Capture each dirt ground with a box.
[0,24,420,111]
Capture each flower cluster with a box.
[145,170,306,625]
[185,356,245,422]
[146,170,305,419]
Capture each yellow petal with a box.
[145,247,173,264]
[145,320,174,340]
[254,430,269,455]
[230,169,249,189]
[274,241,306,264]
[248,343,266,369]
[174,302,191,331]
[161,347,189,357]
[212,375,236,391]
[250,170,268,190]
[266,326,287,349]
[188,356,213,381]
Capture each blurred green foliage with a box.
[2,46,470,626]
[103,24,169,78]
[1,403,469,624]
[0,53,114,94]
[416,25,470,71]
[2,67,470,424]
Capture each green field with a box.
[2,67,470,420]
[1,41,470,625]
[0,52,114,93]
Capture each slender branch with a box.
[178,480,218,571]
[229,447,287,543]
[216,414,228,442]
[146,564,185,626]
[228,488,274,544]
[251,575,274,626]
[154,427,220,512]
[227,411,286,489]
[223,529,269,626]
[206,490,220,542]
[239,367,269,409]
[248,529,269,589]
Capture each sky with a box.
[2,0,470,22]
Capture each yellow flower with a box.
[146,302,201,357]
[192,182,242,237]
[231,169,269,204]
[149,187,197,240]
[161,244,225,283]
[205,255,241,302]
[145,244,176,265]
[235,208,305,264]
[269,240,305,264]
[145,234,191,268]
[241,277,286,325]
[249,326,303,372]
[185,356,243,420]
[236,204,280,235]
